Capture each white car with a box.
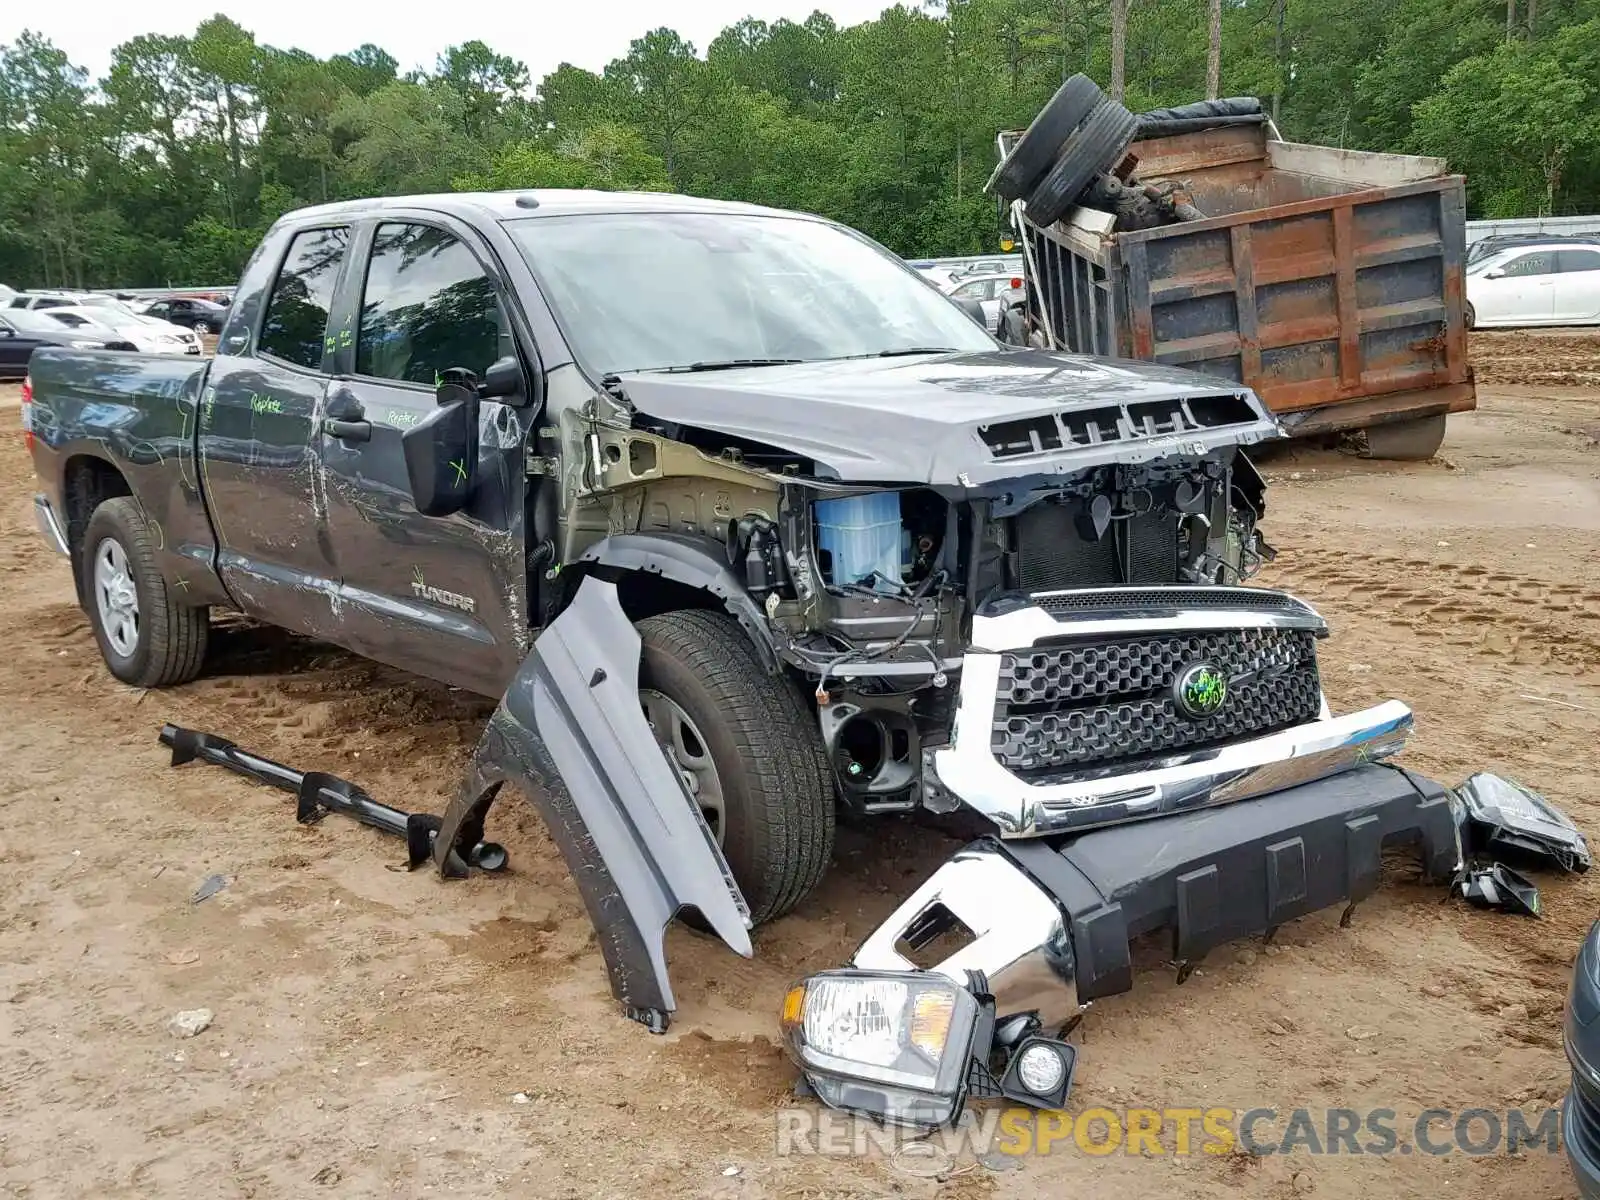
[38,305,202,355]
[943,272,1025,335]
[1466,241,1600,328]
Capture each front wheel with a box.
[81,497,209,687]
[636,610,834,925]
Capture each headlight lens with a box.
[781,970,978,1128]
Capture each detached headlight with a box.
[781,970,979,1128]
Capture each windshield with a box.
[507,211,994,374]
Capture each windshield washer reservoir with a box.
[817,494,903,589]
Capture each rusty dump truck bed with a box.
[1014,122,1476,440]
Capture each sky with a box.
[2,0,897,85]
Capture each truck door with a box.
[200,224,349,635]
[316,217,532,696]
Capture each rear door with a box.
[1474,250,1557,326]
[1554,247,1600,322]
[200,223,351,635]
[316,216,533,695]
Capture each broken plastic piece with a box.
[1455,772,1590,874]
[1454,861,1541,917]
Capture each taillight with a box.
[19,374,33,451]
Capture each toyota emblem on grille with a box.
[1174,662,1228,718]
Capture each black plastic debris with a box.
[1454,862,1542,917]
[158,724,507,872]
[1456,773,1590,874]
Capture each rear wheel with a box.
[1465,302,1477,330]
[81,497,208,687]
[636,610,834,925]
[1361,413,1448,461]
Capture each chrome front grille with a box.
[992,627,1322,773]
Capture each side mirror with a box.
[0,328,12,339]
[953,296,987,328]
[480,355,523,400]
[402,372,480,517]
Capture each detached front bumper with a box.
[855,763,1461,1026]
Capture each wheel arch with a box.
[61,453,133,607]
[567,533,780,673]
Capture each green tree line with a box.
[2,0,1598,289]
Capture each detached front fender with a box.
[434,576,752,1031]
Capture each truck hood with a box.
[618,348,1281,485]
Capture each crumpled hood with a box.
[618,348,1280,484]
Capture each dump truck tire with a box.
[990,74,1102,201]
[1025,99,1140,227]
[636,610,834,925]
[1362,414,1448,461]
[81,497,209,688]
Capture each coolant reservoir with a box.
[816,493,902,588]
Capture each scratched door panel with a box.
[317,220,528,697]
[200,225,348,636]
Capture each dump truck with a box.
[995,87,1477,459]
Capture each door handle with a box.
[325,418,372,442]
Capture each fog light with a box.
[1015,1042,1067,1095]
[780,969,980,1128]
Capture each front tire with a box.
[81,497,209,687]
[636,610,834,925]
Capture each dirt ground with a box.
[0,340,1597,1199]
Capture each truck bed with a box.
[1017,123,1476,439]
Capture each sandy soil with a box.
[0,367,1596,1199]
[1470,328,1600,389]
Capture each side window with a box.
[356,222,505,386]
[1558,248,1600,273]
[952,280,987,300]
[258,226,351,369]
[1500,252,1555,278]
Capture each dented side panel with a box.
[434,578,752,1030]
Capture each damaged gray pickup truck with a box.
[26,190,1461,1124]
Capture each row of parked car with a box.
[1465,233,1600,329]
[0,285,234,377]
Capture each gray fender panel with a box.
[434,576,752,1031]
[577,533,778,672]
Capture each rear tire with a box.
[636,610,834,925]
[1025,99,1140,227]
[81,497,209,687]
[1361,414,1448,461]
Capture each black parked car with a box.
[139,296,229,334]
[1568,919,1600,1199]
[0,310,135,378]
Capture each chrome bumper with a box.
[34,495,68,556]
[932,589,1412,837]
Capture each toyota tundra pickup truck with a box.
[23,190,1457,1057]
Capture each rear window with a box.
[258,226,351,370]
